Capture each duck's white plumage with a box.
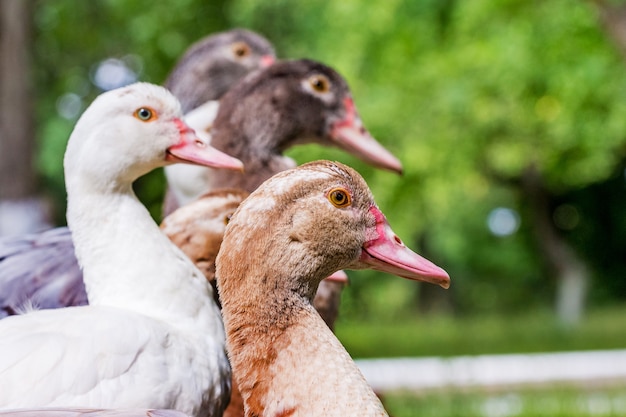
[0,28,274,318]
[166,100,220,207]
[0,83,235,417]
[0,409,190,417]
[183,100,220,139]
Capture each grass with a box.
[335,304,626,358]
[335,305,626,416]
[383,384,626,417]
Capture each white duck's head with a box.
[64,82,243,193]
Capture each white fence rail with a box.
[356,349,626,392]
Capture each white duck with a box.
[0,83,243,416]
[0,409,190,417]
[0,28,275,319]
[216,160,450,417]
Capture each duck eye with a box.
[308,75,330,93]
[232,42,251,58]
[327,187,351,208]
[133,107,157,122]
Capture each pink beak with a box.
[324,270,349,284]
[167,118,244,171]
[359,206,450,289]
[330,98,403,175]
[260,55,275,68]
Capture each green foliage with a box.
[230,0,626,314]
[32,0,231,219]
[30,0,626,315]
[448,0,626,190]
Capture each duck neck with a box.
[67,183,219,326]
[220,266,386,416]
[220,265,316,402]
[217,208,388,415]
[208,119,297,193]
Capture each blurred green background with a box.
[3,1,626,414]
[23,0,626,321]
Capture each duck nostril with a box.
[195,139,206,148]
[394,235,402,245]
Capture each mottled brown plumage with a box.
[312,279,345,331]
[217,161,449,417]
[159,187,348,417]
[164,63,406,358]
[160,189,248,306]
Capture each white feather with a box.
[0,84,230,417]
